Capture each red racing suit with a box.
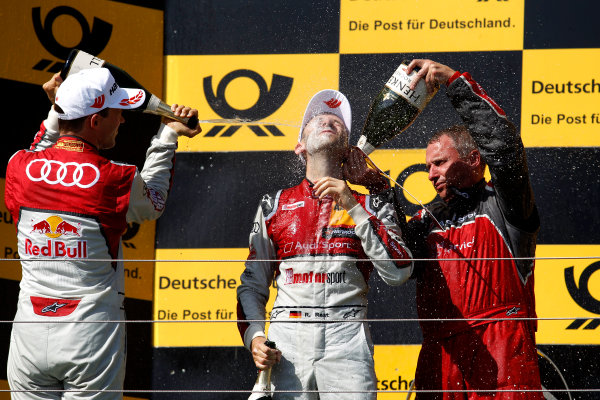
[405,72,543,399]
[237,179,413,399]
[4,108,179,399]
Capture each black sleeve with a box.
[388,184,432,279]
[446,72,539,233]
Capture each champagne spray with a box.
[60,49,198,129]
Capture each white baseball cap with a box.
[298,89,351,142]
[55,68,146,120]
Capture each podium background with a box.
[1,1,599,399]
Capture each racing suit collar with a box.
[302,178,317,198]
[302,178,332,201]
[55,135,100,153]
[446,179,486,213]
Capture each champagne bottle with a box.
[357,60,438,154]
[248,340,276,400]
[60,49,198,129]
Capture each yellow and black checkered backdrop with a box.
[1,1,599,399]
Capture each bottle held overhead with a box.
[60,49,198,129]
[357,60,438,154]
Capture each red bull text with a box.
[24,239,88,258]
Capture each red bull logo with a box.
[27,216,87,259]
[30,215,80,238]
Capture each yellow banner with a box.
[521,49,600,147]
[122,221,156,301]
[165,54,340,152]
[151,243,600,348]
[374,345,420,397]
[153,248,276,347]
[362,149,436,205]
[0,380,9,400]
[340,0,524,54]
[535,245,600,345]
[0,1,163,94]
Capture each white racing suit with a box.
[4,108,179,399]
[237,179,413,399]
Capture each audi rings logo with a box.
[26,159,100,188]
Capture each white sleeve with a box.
[236,204,277,350]
[126,123,179,223]
[30,107,60,151]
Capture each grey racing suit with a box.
[237,179,413,399]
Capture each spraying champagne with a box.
[60,49,198,129]
[357,60,438,154]
[354,60,444,229]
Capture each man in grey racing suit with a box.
[236,89,414,399]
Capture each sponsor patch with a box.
[119,90,145,106]
[260,192,277,216]
[506,306,521,316]
[282,201,305,211]
[26,159,100,188]
[30,215,81,238]
[30,296,81,317]
[324,98,341,108]
[55,139,84,152]
[343,309,360,319]
[284,268,347,285]
[146,187,166,212]
[369,194,385,211]
[91,94,105,108]
[321,226,357,239]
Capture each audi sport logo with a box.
[26,159,100,188]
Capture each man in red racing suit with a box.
[237,89,413,399]
[4,69,201,399]
[401,60,543,399]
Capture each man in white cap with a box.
[236,89,413,399]
[4,68,201,399]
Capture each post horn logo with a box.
[392,163,437,215]
[203,69,293,137]
[32,6,112,73]
[122,222,140,249]
[564,261,600,330]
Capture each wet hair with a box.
[428,125,476,157]
[54,104,110,132]
[429,125,487,171]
